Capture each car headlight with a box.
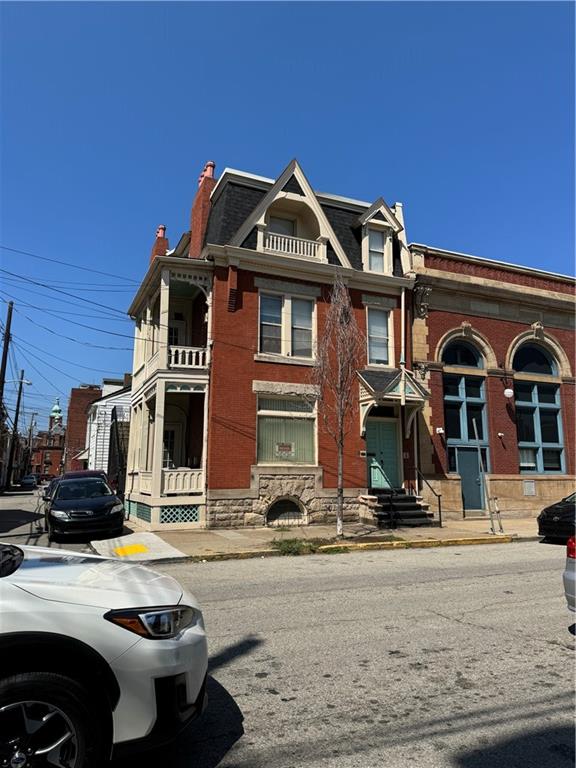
[50,509,70,519]
[110,503,124,514]
[104,606,197,639]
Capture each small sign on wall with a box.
[523,480,536,496]
[275,442,295,459]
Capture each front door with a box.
[366,420,400,490]
[458,448,484,511]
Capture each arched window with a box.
[513,344,555,376]
[442,341,483,368]
[513,345,563,473]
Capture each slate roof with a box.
[359,369,401,393]
[204,174,405,275]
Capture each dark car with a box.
[44,477,125,541]
[537,492,576,542]
[62,470,108,482]
[19,475,38,491]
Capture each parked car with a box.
[537,492,576,542]
[62,469,108,482]
[19,475,37,491]
[0,542,208,765]
[43,477,125,540]
[563,535,575,613]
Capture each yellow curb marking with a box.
[114,543,149,557]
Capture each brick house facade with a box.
[125,160,575,530]
[63,385,102,472]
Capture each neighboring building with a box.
[85,377,131,478]
[63,385,102,472]
[411,247,575,516]
[30,399,65,478]
[108,404,131,495]
[125,159,575,531]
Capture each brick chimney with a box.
[189,161,217,259]
[150,225,169,264]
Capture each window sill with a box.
[254,353,315,367]
[365,363,395,370]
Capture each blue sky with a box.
[1,1,574,430]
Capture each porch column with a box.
[151,380,166,498]
[142,302,152,364]
[158,268,170,369]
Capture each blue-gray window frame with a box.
[443,375,490,473]
[514,382,565,474]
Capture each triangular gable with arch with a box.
[230,159,352,268]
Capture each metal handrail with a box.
[409,466,443,528]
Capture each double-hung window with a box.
[368,229,385,272]
[259,293,314,359]
[257,397,316,464]
[367,307,390,365]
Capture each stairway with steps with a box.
[370,488,436,528]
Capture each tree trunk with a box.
[336,428,344,538]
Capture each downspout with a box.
[400,287,406,489]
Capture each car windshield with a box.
[563,492,576,503]
[55,479,114,501]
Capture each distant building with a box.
[85,377,131,480]
[63,385,102,472]
[31,398,65,478]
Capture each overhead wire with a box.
[0,244,140,284]
[0,268,128,316]
[0,285,131,322]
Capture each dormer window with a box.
[363,225,393,274]
[269,216,296,237]
[369,229,385,272]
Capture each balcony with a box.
[139,471,152,495]
[168,345,209,369]
[263,231,325,260]
[162,468,204,495]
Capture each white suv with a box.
[0,543,208,767]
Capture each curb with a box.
[126,534,539,564]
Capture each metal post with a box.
[5,370,25,489]
[0,301,14,409]
[472,417,496,535]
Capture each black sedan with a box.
[537,492,576,542]
[44,477,125,541]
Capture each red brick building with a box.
[63,385,102,472]
[125,160,575,530]
[30,399,65,478]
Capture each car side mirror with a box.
[42,494,50,502]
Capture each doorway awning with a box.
[357,368,430,437]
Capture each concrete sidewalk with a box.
[90,514,542,563]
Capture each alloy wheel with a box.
[0,700,80,768]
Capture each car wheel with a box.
[0,672,108,768]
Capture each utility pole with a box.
[26,412,38,476]
[0,301,14,411]
[5,370,29,490]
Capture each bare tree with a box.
[312,273,365,537]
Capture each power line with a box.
[0,285,130,322]
[0,268,128,316]
[1,276,134,292]
[12,340,102,385]
[10,333,127,375]
[13,345,68,398]
[0,244,140,284]
[9,305,134,350]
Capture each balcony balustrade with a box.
[139,471,152,495]
[162,468,204,495]
[264,231,322,259]
[168,346,209,369]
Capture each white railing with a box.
[162,468,204,495]
[140,471,152,495]
[264,232,321,259]
[168,346,209,369]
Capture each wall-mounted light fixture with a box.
[436,427,445,435]
[503,388,514,399]
[497,432,505,439]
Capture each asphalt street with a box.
[114,540,574,768]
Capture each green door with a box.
[366,421,400,490]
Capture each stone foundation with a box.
[206,472,366,528]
